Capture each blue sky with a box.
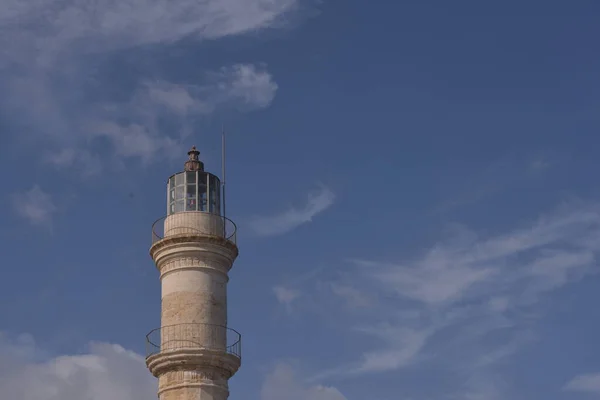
[1,1,600,399]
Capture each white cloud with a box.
[353,257,495,306]
[0,0,300,65]
[353,325,430,373]
[0,334,344,400]
[0,333,156,400]
[145,65,278,117]
[289,202,600,384]
[358,204,600,309]
[90,65,277,163]
[462,374,506,400]
[87,121,181,166]
[311,324,431,381]
[273,285,301,308]
[219,64,280,109]
[330,283,372,308]
[528,154,550,175]
[145,83,202,115]
[250,185,335,236]
[261,363,347,400]
[12,62,278,171]
[12,185,57,227]
[0,0,289,172]
[43,148,103,177]
[564,372,600,394]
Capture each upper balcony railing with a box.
[151,212,237,245]
[145,323,242,359]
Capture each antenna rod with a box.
[221,125,227,236]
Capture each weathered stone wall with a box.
[158,369,229,400]
[164,212,224,238]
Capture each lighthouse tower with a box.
[145,146,241,400]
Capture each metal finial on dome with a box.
[188,146,200,160]
[184,146,204,171]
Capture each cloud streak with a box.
[80,64,278,166]
[273,286,302,311]
[261,363,347,400]
[289,200,600,391]
[564,372,600,394]
[250,185,335,236]
[1,0,299,65]
[12,185,57,227]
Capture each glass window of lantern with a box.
[197,172,207,211]
[167,172,186,215]
[186,171,197,184]
[214,179,220,214]
[167,177,174,215]
[175,186,185,201]
[186,184,197,211]
[209,174,220,214]
[175,173,184,186]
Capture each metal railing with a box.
[151,212,237,245]
[145,323,242,359]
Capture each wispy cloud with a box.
[564,372,600,394]
[461,373,507,400]
[273,285,301,312]
[288,200,600,388]
[0,0,294,172]
[329,283,372,308]
[7,62,278,173]
[351,325,431,374]
[12,185,57,227]
[0,0,300,65]
[529,156,550,173]
[433,154,552,213]
[359,203,600,310]
[250,185,335,236]
[261,363,347,400]
[78,64,278,166]
[144,64,278,117]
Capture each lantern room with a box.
[167,146,221,216]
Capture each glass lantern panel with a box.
[175,186,185,201]
[174,201,184,213]
[175,173,184,186]
[198,191,207,211]
[186,184,197,199]
[186,171,196,184]
[209,175,220,214]
[186,184,197,211]
[186,198,197,211]
[214,180,220,215]
[198,172,207,212]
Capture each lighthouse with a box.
[145,146,241,400]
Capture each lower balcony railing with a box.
[145,323,241,359]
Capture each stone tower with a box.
[145,146,241,400]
